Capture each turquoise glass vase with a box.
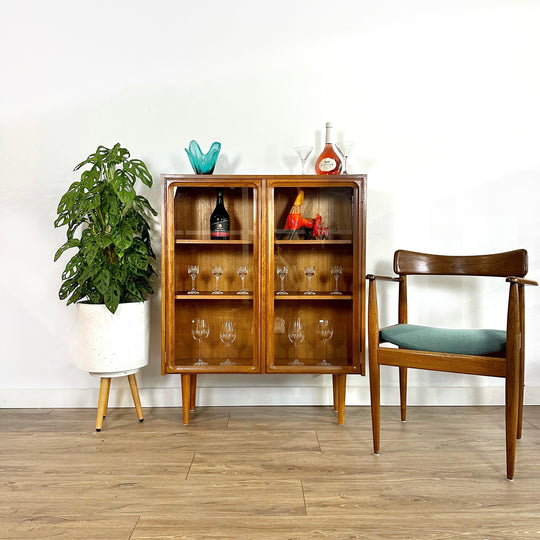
[185,140,221,174]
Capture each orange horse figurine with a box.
[282,190,314,239]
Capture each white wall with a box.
[1,0,539,408]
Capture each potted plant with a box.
[54,143,157,430]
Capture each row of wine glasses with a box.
[288,318,334,366]
[191,318,237,366]
[276,265,343,295]
[187,265,249,295]
[294,142,354,175]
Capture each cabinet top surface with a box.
[161,174,366,186]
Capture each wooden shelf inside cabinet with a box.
[161,174,366,426]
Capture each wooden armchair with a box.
[367,249,537,479]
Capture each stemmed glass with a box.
[187,265,200,294]
[288,318,305,366]
[212,265,223,294]
[294,146,313,175]
[191,318,209,366]
[303,266,316,295]
[336,142,354,174]
[219,321,236,366]
[316,319,334,366]
[237,266,249,295]
[330,265,343,295]
[276,265,288,295]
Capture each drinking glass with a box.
[187,265,200,294]
[303,265,316,295]
[191,318,209,366]
[236,265,249,295]
[276,265,288,295]
[294,146,313,175]
[212,265,223,294]
[330,265,343,295]
[336,142,354,174]
[316,319,334,366]
[219,320,237,366]
[288,318,305,366]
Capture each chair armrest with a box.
[366,274,402,282]
[506,276,538,286]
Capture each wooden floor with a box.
[1,405,539,539]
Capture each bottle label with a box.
[319,158,337,172]
[210,220,230,239]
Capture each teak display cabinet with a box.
[161,175,366,424]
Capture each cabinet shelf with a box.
[175,292,253,299]
[274,239,352,245]
[175,237,253,245]
[273,294,352,300]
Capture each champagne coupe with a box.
[236,265,249,295]
[191,318,209,366]
[294,146,313,175]
[219,320,237,366]
[288,318,305,366]
[212,265,223,294]
[276,265,288,295]
[187,265,200,294]
[330,265,343,295]
[316,319,334,366]
[303,265,316,295]
[336,142,354,174]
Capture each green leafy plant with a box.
[54,143,157,313]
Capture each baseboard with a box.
[1,385,539,408]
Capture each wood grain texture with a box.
[1,406,539,539]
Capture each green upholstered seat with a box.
[379,324,506,356]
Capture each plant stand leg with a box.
[96,377,111,432]
[127,374,144,422]
[190,374,197,411]
[181,374,191,425]
[336,374,346,425]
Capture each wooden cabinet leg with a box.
[127,373,144,422]
[190,374,197,411]
[96,377,111,432]
[337,374,346,424]
[332,374,338,412]
[181,374,191,425]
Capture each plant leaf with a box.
[54,238,80,261]
[110,169,136,204]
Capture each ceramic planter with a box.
[76,301,150,377]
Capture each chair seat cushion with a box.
[379,324,506,355]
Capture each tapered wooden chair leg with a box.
[96,377,111,432]
[399,366,408,422]
[127,373,144,422]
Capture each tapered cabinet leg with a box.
[127,373,144,422]
[332,375,338,412]
[336,374,346,424]
[190,374,197,411]
[96,377,111,432]
[181,374,191,425]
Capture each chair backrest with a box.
[394,249,528,278]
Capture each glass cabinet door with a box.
[163,179,262,373]
[266,179,365,374]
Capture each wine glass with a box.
[212,265,223,294]
[330,265,343,295]
[219,320,236,366]
[294,146,313,175]
[236,265,249,295]
[316,319,334,366]
[336,142,354,174]
[187,265,200,294]
[303,265,316,295]
[191,318,209,366]
[288,318,305,366]
[276,265,288,295]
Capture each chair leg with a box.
[369,354,381,455]
[399,366,408,422]
[190,374,197,411]
[181,374,191,425]
[96,377,111,432]
[127,373,144,422]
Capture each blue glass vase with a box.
[185,140,221,174]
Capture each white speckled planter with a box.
[76,301,150,378]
